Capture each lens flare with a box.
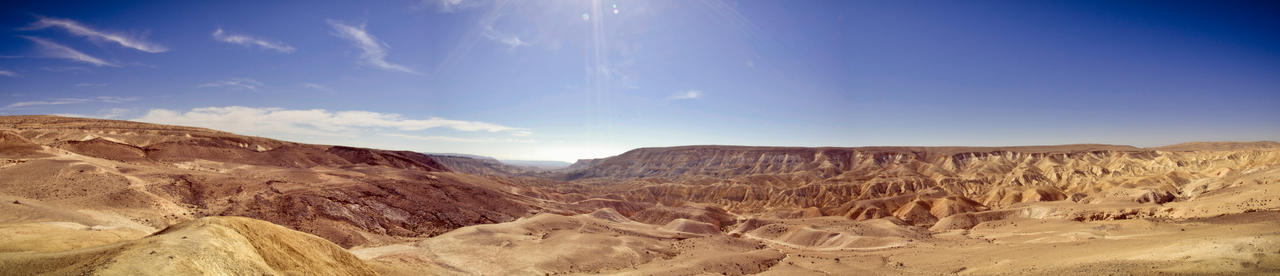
[582,12,590,21]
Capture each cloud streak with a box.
[382,133,533,143]
[198,78,262,90]
[431,0,485,13]
[25,16,167,53]
[327,20,418,74]
[212,28,295,53]
[1,96,138,110]
[302,83,333,92]
[0,69,15,77]
[132,106,531,140]
[23,36,117,67]
[53,107,132,119]
[667,90,703,100]
[485,29,527,49]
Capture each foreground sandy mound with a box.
[357,210,782,275]
[743,217,926,251]
[0,216,377,276]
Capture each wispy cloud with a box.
[667,90,703,100]
[23,36,117,67]
[42,66,91,72]
[301,83,333,92]
[74,83,109,87]
[96,96,137,103]
[474,2,526,49]
[327,20,418,74]
[54,107,132,119]
[1,96,137,110]
[132,106,531,140]
[97,107,131,119]
[5,98,91,109]
[24,16,167,53]
[382,133,533,143]
[0,69,16,77]
[430,0,485,13]
[198,78,262,90]
[483,24,526,49]
[212,28,295,53]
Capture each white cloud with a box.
[212,28,295,53]
[24,16,167,53]
[74,83,109,87]
[132,106,531,140]
[301,83,333,92]
[23,36,117,67]
[1,96,137,110]
[667,90,703,100]
[198,78,262,90]
[0,69,15,77]
[327,20,418,74]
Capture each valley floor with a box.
[353,209,1280,275]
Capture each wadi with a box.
[0,115,1277,275]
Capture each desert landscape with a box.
[3,1,1279,275]
[0,115,1277,275]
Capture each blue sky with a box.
[1,0,1278,162]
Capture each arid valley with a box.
[3,1,1280,275]
[1,116,1277,275]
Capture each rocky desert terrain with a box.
[1,115,1278,275]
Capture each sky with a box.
[0,0,1278,162]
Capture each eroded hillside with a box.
[3,116,1279,275]
[548,144,1280,225]
[0,116,569,247]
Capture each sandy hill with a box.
[0,216,377,275]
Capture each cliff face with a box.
[555,144,1280,223]
[428,154,542,176]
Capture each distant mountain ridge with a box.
[424,153,569,176]
[499,159,571,169]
